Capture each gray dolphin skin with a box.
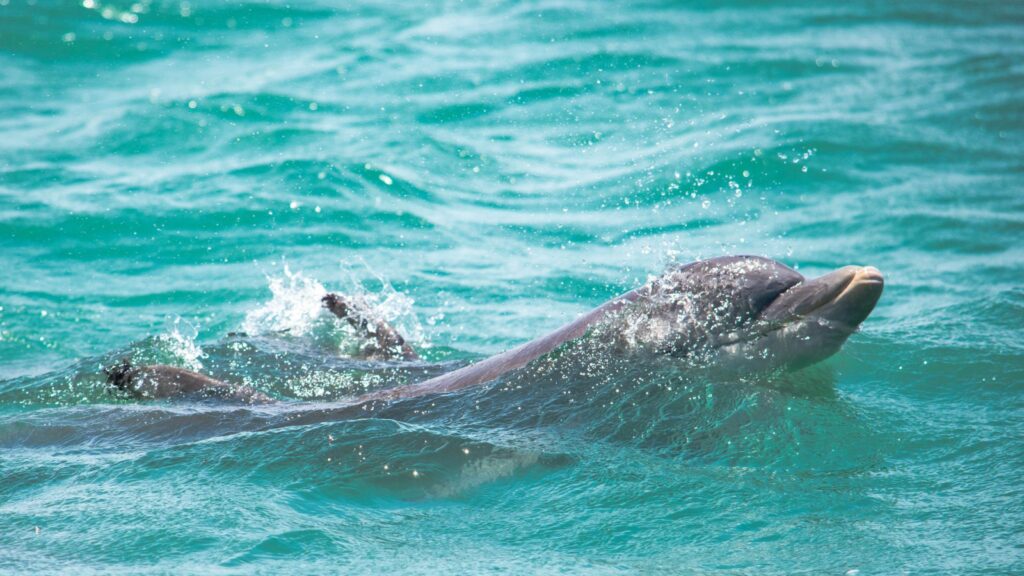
[105,360,274,403]
[106,256,884,404]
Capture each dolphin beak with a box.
[760,264,884,329]
[825,266,884,328]
[855,266,883,284]
[835,266,884,296]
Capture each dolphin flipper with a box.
[322,293,419,361]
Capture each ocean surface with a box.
[1,0,1022,573]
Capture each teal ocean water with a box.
[2,0,1023,573]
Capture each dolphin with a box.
[104,360,275,403]
[105,256,884,404]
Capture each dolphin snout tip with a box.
[854,266,884,285]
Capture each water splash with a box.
[241,262,426,354]
[242,265,328,337]
[153,317,205,371]
[334,258,428,351]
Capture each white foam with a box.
[242,262,427,351]
[243,265,328,337]
[335,259,427,349]
[155,317,206,371]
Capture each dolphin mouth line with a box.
[798,274,856,313]
[807,276,855,312]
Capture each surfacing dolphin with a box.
[106,256,884,404]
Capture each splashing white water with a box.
[335,259,427,350]
[243,265,328,337]
[154,317,206,371]
[242,262,427,352]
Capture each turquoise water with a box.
[2,0,1023,573]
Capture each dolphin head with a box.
[745,261,885,370]
[632,256,884,372]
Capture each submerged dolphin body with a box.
[107,256,884,404]
[105,360,275,403]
